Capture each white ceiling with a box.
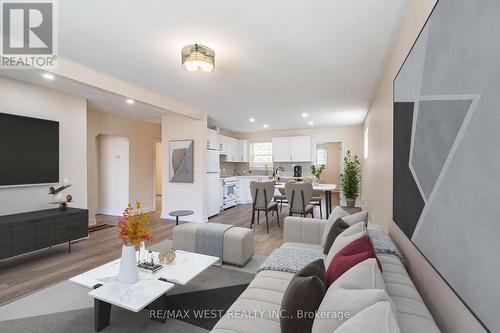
[3,0,408,132]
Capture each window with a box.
[316,147,328,166]
[364,127,369,159]
[249,142,273,169]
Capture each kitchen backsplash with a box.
[220,161,313,178]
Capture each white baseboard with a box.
[97,208,123,216]
[88,217,97,226]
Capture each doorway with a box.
[316,142,342,206]
[153,140,163,213]
[97,135,130,216]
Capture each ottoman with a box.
[173,223,254,266]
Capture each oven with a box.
[222,177,240,209]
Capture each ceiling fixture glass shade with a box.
[182,44,215,72]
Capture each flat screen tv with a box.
[0,113,59,186]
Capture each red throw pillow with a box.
[326,236,382,287]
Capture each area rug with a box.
[0,265,256,333]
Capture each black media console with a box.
[0,208,88,260]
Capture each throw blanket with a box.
[368,228,406,266]
[258,247,325,274]
[195,223,233,266]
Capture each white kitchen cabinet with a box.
[290,136,312,162]
[218,134,228,152]
[207,129,218,150]
[272,137,291,162]
[238,177,251,204]
[227,137,238,162]
[237,139,249,162]
[272,136,311,162]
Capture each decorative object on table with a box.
[310,164,325,185]
[159,249,176,264]
[48,178,73,211]
[138,250,164,274]
[340,150,361,207]
[169,140,194,183]
[117,201,153,284]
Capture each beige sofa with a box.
[211,216,440,333]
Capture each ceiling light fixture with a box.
[301,113,308,118]
[182,44,215,72]
[249,118,255,122]
[126,99,135,104]
[263,124,268,129]
[308,121,314,125]
[43,73,54,80]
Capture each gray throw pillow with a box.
[323,218,350,255]
[280,275,326,333]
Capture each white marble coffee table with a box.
[69,250,219,331]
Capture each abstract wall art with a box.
[169,140,194,183]
[393,1,500,331]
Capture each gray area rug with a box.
[0,238,267,333]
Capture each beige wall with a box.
[87,109,161,224]
[162,113,208,223]
[363,0,486,332]
[0,77,87,217]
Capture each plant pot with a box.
[118,244,139,284]
[345,198,356,208]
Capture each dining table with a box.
[274,182,337,217]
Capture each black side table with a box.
[168,210,194,225]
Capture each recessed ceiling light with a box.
[301,113,308,118]
[308,121,314,125]
[126,99,135,104]
[263,124,268,129]
[42,73,54,80]
[249,118,255,122]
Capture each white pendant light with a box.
[182,44,215,72]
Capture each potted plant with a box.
[340,150,361,207]
[118,201,153,284]
[310,164,325,185]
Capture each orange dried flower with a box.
[118,201,153,245]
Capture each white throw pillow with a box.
[331,258,385,291]
[312,288,395,333]
[324,222,367,269]
[321,206,350,247]
[332,302,401,333]
[342,210,369,226]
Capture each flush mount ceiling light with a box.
[301,113,308,118]
[263,124,268,129]
[126,99,135,104]
[182,44,215,72]
[249,118,255,122]
[308,121,314,125]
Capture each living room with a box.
[0,1,496,332]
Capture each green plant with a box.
[310,164,325,181]
[340,150,361,199]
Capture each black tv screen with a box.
[0,113,59,186]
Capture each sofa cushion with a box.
[323,218,350,255]
[332,302,400,333]
[326,236,381,286]
[321,206,350,247]
[280,275,325,333]
[296,259,326,286]
[342,210,369,226]
[325,222,367,268]
[312,287,394,333]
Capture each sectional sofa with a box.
[211,212,441,333]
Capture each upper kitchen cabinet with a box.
[290,136,312,161]
[237,139,249,162]
[207,129,218,150]
[272,136,312,162]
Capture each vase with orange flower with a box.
[118,202,153,284]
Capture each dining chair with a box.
[310,189,323,219]
[285,182,314,217]
[250,181,280,234]
[273,180,296,212]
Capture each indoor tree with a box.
[340,150,361,207]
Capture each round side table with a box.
[168,210,194,225]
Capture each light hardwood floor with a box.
[0,194,342,306]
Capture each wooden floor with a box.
[0,194,341,306]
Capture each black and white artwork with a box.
[393,1,500,331]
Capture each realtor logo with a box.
[1,0,58,68]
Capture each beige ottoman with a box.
[172,223,254,266]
